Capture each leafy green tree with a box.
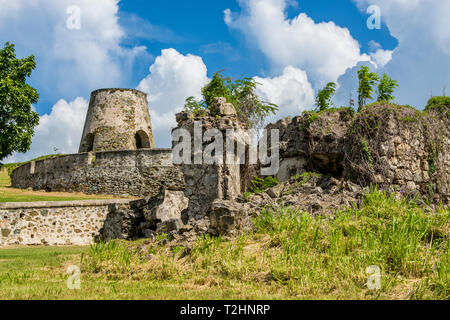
[357,66,379,111]
[377,74,398,102]
[314,82,337,111]
[185,71,278,128]
[0,42,39,161]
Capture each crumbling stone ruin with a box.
[172,98,247,234]
[97,97,252,242]
[345,104,449,203]
[79,88,155,152]
[269,104,449,204]
[3,89,449,246]
[97,99,449,244]
[11,89,183,198]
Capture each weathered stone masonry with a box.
[172,98,251,237]
[11,149,184,197]
[79,88,155,153]
[5,92,449,247]
[0,200,133,246]
[268,105,449,204]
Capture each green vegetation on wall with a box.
[243,175,279,198]
[425,96,450,115]
[184,71,278,128]
[299,107,355,130]
[314,82,337,112]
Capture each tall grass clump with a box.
[81,189,449,299]
[254,187,449,298]
[82,241,138,276]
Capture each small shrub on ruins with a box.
[314,82,337,112]
[291,172,323,185]
[249,175,279,194]
[299,107,354,130]
[184,71,278,128]
[183,96,204,115]
[243,191,252,199]
[425,96,450,115]
[360,138,374,172]
[357,66,400,111]
[377,74,399,102]
[328,106,355,116]
[357,66,380,110]
[299,110,319,130]
[400,111,421,123]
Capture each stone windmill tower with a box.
[78,88,155,153]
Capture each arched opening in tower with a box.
[135,130,151,149]
[85,133,95,152]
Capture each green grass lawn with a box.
[0,246,88,299]
[0,169,122,203]
[0,169,11,187]
[0,189,448,300]
[0,245,279,300]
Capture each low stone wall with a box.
[0,200,133,246]
[11,149,184,197]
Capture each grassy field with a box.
[0,189,448,300]
[0,169,122,203]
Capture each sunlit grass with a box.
[0,189,448,300]
[0,169,11,187]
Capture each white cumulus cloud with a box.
[225,0,370,86]
[1,0,149,162]
[5,97,88,163]
[254,66,315,121]
[0,0,145,101]
[350,0,450,107]
[137,49,210,147]
[354,0,450,54]
[368,42,394,68]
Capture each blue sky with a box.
[1,0,449,162]
[118,0,397,87]
[12,0,397,113]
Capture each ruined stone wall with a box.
[266,108,354,182]
[344,104,449,204]
[11,149,184,197]
[267,104,449,204]
[0,200,133,246]
[172,98,247,234]
[79,88,155,153]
